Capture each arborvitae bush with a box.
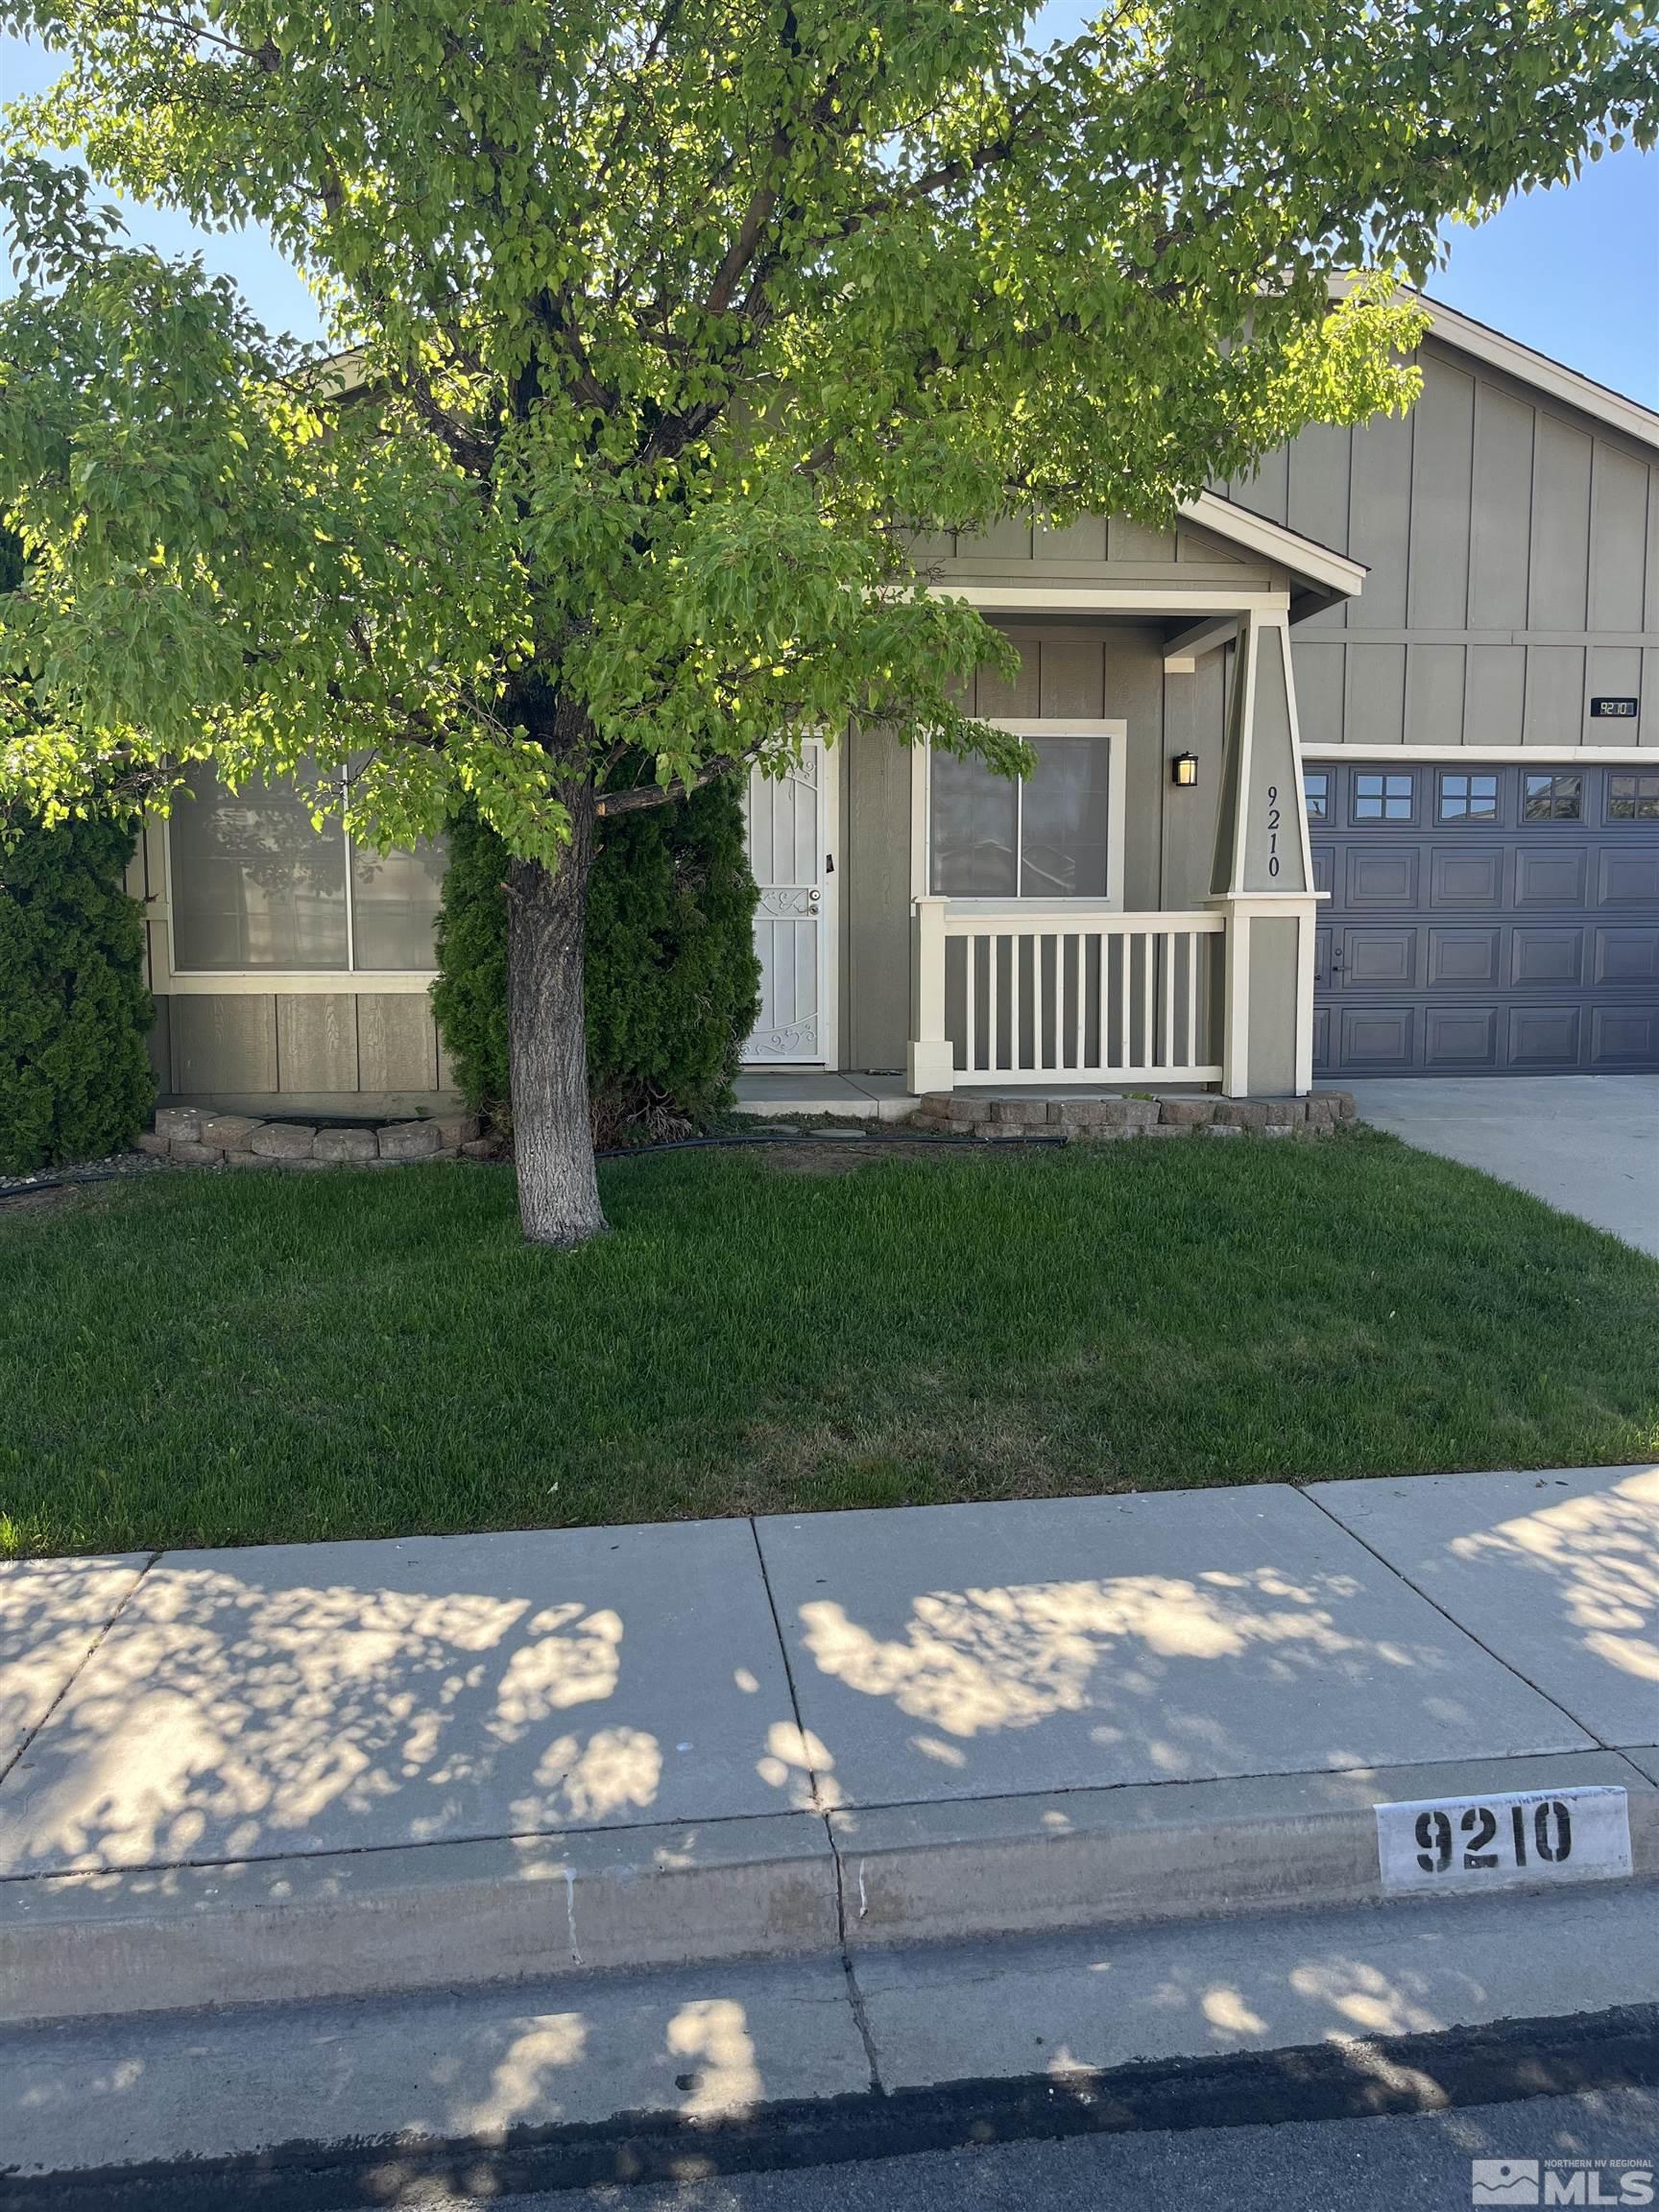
[0,808,156,1173]
[433,778,760,1147]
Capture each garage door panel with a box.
[1595,926,1659,985]
[1430,848,1504,906]
[1598,849,1659,906]
[1427,927,1501,987]
[1514,849,1588,907]
[1313,759,1658,1078]
[1345,850,1420,907]
[1424,1008,1500,1069]
[1343,926,1418,986]
[1592,1006,1659,1067]
[1510,926,1585,988]
[1507,1006,1581,1069]
[1311,847,1334,897]
[1338,1005,1416,1070]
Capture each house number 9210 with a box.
[1375,1786,1631,1893]
[1265,784,1281,878]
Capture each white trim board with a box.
[157,971,436,996]
[1300,744,1657,764]
[928,583,1292,615]
[1178,491,1367,598]
[1328,278,1659,453]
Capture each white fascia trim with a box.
[1179,491,1368,599]
[1421,295,1659,454]
[1300,744,1657,764]
[928,582,1290,614]
[1330,277,1659,454]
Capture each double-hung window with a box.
[929,732,1120,901]
[168,761,446,974]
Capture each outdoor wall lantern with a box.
[1170,751,1198,788]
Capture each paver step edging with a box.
[2,1752,1652,2027]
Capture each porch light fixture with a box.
[1170,751,1198,788]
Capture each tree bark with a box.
[506,778,608,1246]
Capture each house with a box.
[132,296,1659,1114]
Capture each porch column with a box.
[1209,611,1323,1096]
[906,895,955,1093]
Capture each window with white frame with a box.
[930,736,1114,899]
[168,762,446,973]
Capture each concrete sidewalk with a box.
[1,1465,1655,2031]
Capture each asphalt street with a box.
[345,2087,1659,2211]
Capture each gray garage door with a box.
[1310,758,1659,1077]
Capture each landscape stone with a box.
[1158,1097,1216,1126]
[250,1122,318,1159]
[152,1108,203,1143]
[201,1115,260,1150]
[312,1128,378,1163]
[168,1140,222,1165]
[375,1120,445,1161]
[1214,1098,1269,1128]
[434,1114,482,1148]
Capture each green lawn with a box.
[2,1132,1654,1557]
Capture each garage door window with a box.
[1304,770,1329,822]
[1438,772,1499,823]
[1607,772,1659,822]
[1354,772,1414,823]
[1523,773,1582,822]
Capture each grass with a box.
[1,1130,1654,1557]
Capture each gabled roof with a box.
[1179,490,1367,599]
[1338,281,1659,454]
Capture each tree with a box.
[0,2,1652,1242]
[433,777,759,1144]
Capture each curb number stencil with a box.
[1376,1786,1632,1893]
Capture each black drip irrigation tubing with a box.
[0,1124,1067,1202]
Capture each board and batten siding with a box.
[1223,336,1659,751]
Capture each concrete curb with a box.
[0,1812,837,2025]
[834,1751,1659,1949]
[3,1753,1655,2026]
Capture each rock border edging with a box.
[911,1089,1357,1138]
[140,1107,491,1167]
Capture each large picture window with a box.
[930,735,1116,900]
[169,763,445,973]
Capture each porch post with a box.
[907,895,955,1094]
[1209,609,1324,1096]
[1220,905,1251,1097]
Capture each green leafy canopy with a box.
[1,0,1654,862]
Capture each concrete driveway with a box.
[1347,1075,1659,1256]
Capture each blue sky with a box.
[3,25,1656,403]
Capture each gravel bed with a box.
[0,1150,187,1196]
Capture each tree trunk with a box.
[506,778,608,1246]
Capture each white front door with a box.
[742,740,835,1064]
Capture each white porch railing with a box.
[911,900,1226,1086]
